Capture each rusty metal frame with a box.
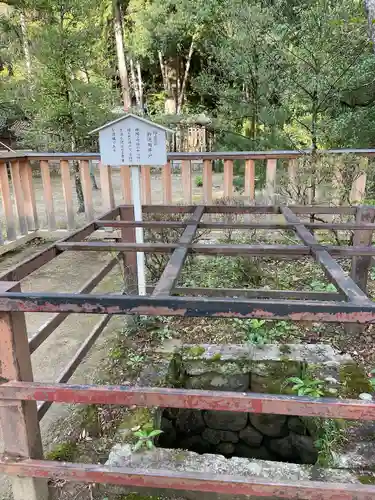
[1,202,375,499]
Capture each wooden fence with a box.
[0,149,372,252]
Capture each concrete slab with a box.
[104,445,359,500]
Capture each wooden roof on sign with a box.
[89,113,174,135]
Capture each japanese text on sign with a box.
[135,127,141,163]
[119,128,125,163]
[127,128,133,164]
[97,116,168,166]
[147,131,153,159]
[111,127,116,153]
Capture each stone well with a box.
[155,343,362,464]
[105,342,373,499]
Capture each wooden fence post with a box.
[162,162,172,204]
[244,159,255,201]
[0,281,49,500]
[119,206,138,294]
[120,165,132,204]
[99,164,115,211]
[345,205,375,334]
[20,160,38,231]
[181,160,192,204]
[60,160,75,230]
[40,160,56,231]
[351,157,368,204]
[351,205,375,292]
[203,159,212,204]
[141,166,152,204]
[0,161,16,241]
[79,160,94,221]
[288,159,297,202]
[266,159,277,202]
[10,160,28,235]
[224,159,233,198]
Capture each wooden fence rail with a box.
[0,149,373,253]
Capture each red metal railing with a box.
[1,202,375,499]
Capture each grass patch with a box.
[46,441,78,462]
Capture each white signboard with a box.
[97,116,167,166]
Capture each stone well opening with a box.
[153,343,366,465]
[157,408,317,464]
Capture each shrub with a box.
[233,175,244,192]
[195,175,203,187]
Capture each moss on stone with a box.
[183,345,206,358]
[279,344,292,355]
[252,359,302,395]
[166,353,184,387]
[185,359,250,376]
[117,408,155,439]
[208,353,222,362]
[251,360,300,393]
[339,363,371,398]
[357,474,375,485]
[46,441,78,462]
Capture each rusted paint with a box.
[0,293,375,323]
[2,382,375,420]
[0,458,375,499]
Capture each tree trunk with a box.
[364,0,375,54]
[158,50,168,91]
[177,37,195,113]
[71,136,85,213]
[113,0,131,110]
[310,91,318,211]
[19,11,31,79]
[136,61,143,111]
[129,57,140,108]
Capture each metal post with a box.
[0,282,48,500]
[131,165,146,295]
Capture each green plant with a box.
[269,320,298,339]
[132,429,163,452]
[314,418,347,466]
[286,376,325,397]
[46,441,78,462]
[234,319,297,345]
[128,315,173,343]
[234,318,269,345]
[126,350,145,370]
[368,369,375,390]
[309,280,337,292]
[195,175,203,187]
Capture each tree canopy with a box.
[0,0,374,151]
